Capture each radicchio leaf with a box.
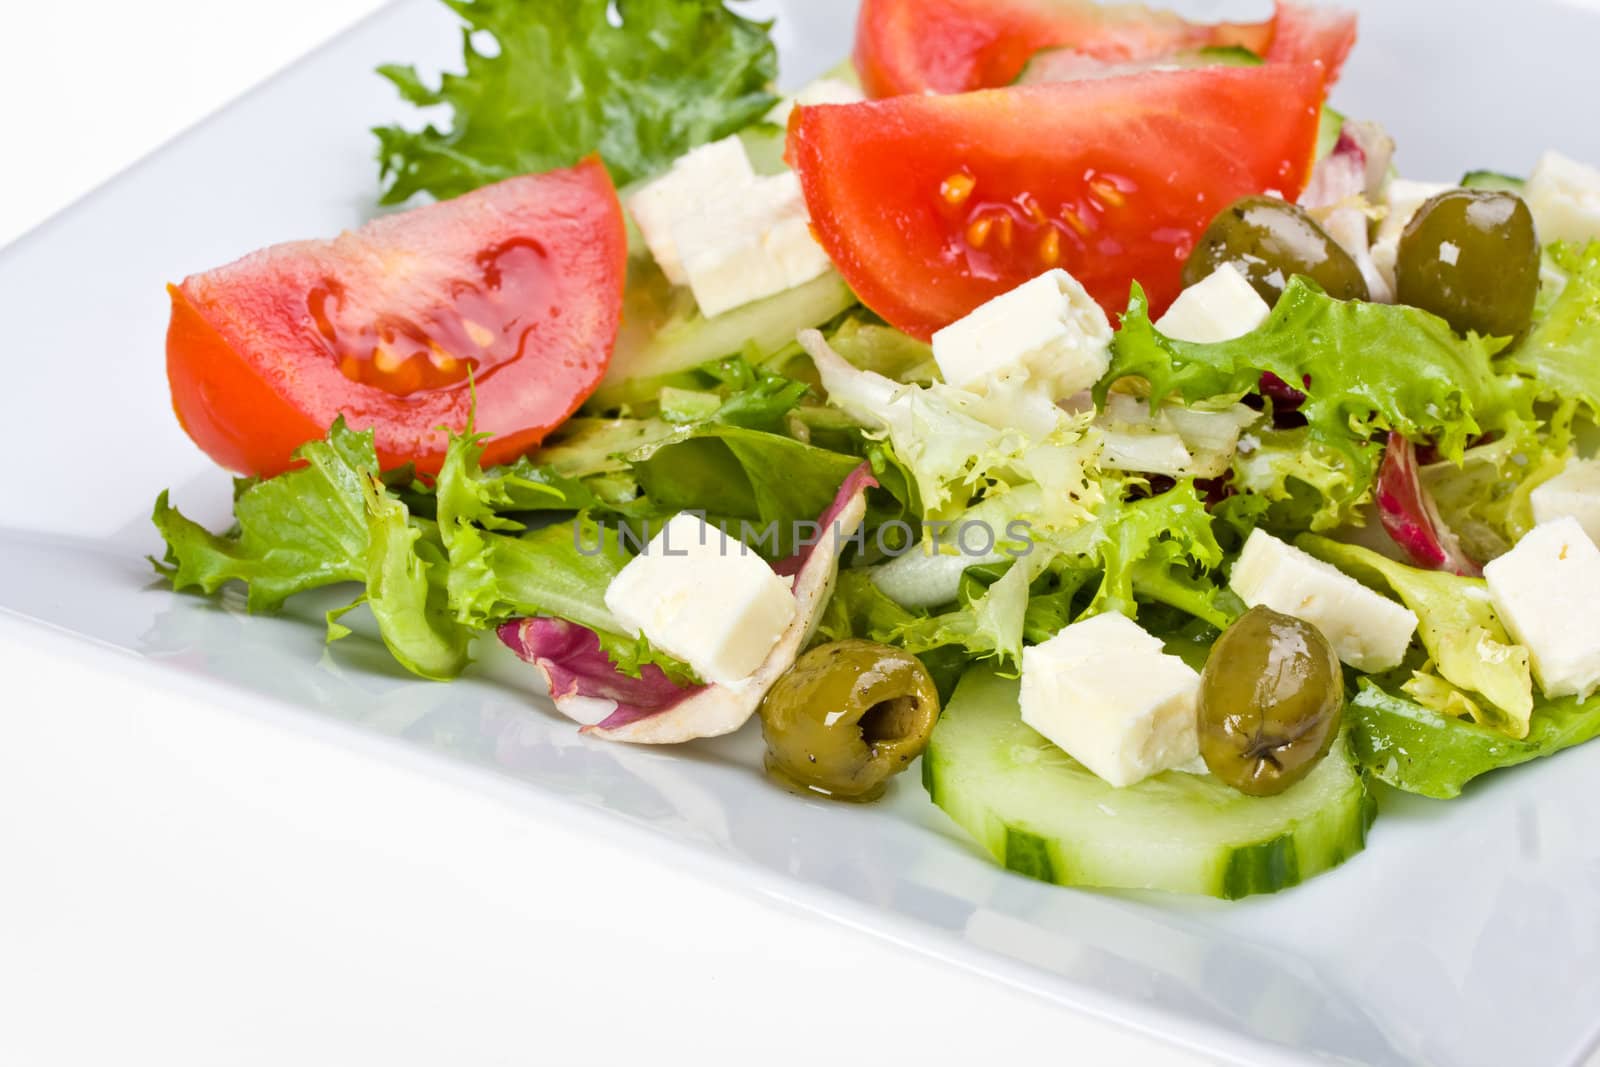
[1376,433,1481,577]
[500,464,879,744]
[1302,120,1396,302]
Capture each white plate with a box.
[4,2,1599,1064]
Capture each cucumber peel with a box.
[924,666,1376,899]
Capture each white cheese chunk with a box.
[603,513,797,685]
[1531,458,1600,546]
[1525,150,1600,245]
[1484,517,1600,700]
[675,170,832,318]
[1229,529,1419,673]
[1371,179,1455,292]
[1020,613,1201,789]
[766,77,866,127]
[1154,264,1271,343]
[930,269,1114,400]
[626,137,756,286]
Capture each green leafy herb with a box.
[374,0,779,203]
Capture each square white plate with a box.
[5,2,1599,1064]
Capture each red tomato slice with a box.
[167,157,626,477]
[1265,2,1358,85]
[854,0,1275,98]
[787,65,1324,340]
[854,0,1354,98]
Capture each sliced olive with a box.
[1395,188,1540,338]
[1198,606,1344,797]
[1184,196,1370,305]
[759,640,940,802]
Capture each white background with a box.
[0,3,1204,1065]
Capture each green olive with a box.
[1184,196,1370,304]
[1395,188,1541,338]
[1198,607,1344,797]
[759,640,940,802]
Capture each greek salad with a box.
[154,0,1600,899]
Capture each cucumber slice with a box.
[924,667,1376,899]
[1015,45,1260,85]
[1461,170,1526,195]
[596,265,857,401]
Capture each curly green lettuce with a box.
[1299,536,1533,738]
[374,0,778,203]
[1506,241,1600,422]
[153,420,472,679]
[822,480,1234,666]
[1103,278,1520,530]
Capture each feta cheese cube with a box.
[1524,150,1600,245]
[930,269,1114,400]
[1484,517,1600,699]
[1019,613,1201,788]
[1154,264,1271,344]
[627,137,756,286]
[1229,529,1419,673]
[766,77,866,128]
[1371,179,1455,291]
[1531,458,1600,545]
[674,171,833,318]
[604,513,797,684]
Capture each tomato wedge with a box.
[787,65,1324,340]
[167,157,626,477]
[1265,2,1358,83]
[854,0,1352,98]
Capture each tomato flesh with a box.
[787,65,1324,340]
[1265,2,1358,84]
[854,0,1270,97]
[167,158,626,476]
[854,0,1353,98]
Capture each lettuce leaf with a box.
[1103,279,1518,530]
[1506,241,1600,421]
[153,421,374,612]
[359,481,472,680]
[802,329,1103,525]
[152,420,691,681]
[1222,427,1366,533]
[374,0,778,203]
[435,431,598,548]
[1299,536,1533,737]
[628,425,868,556]
[821,481,1234,665]
[1418,415,1567,563]
[154,420,471,679]
[1348,683,1600,799]
[443,518,689,680]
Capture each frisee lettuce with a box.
[374,0,778,203]
[1299,535,1533,738]
[1104,278,1520,526]
[154,420,473,679]
[152,419,688,681]
[1505,241,1600,423]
